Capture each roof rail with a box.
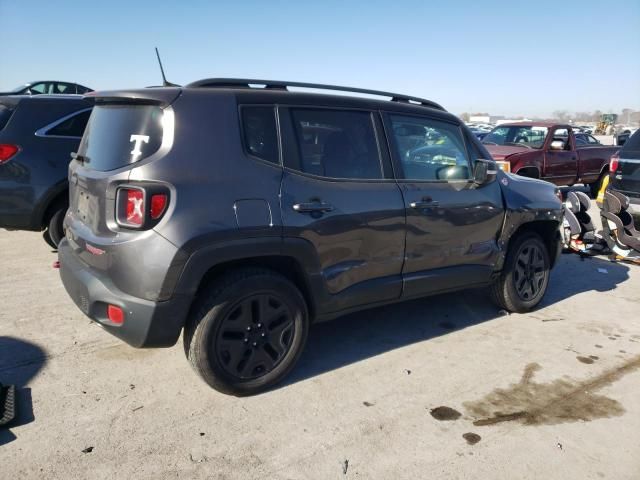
[185,78,444,110]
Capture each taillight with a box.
[125,189,144,226]
[610,153,619,173]
[0,144,19,164]
[116,185,169,229]
[150,194,168,219]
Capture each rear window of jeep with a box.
[77,104,164,171]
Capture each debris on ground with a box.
[342,459,349,474]
[363,401,375,407]
[404,369,412,375]
[81,447,94,454]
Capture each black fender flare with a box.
[170,236,323,299]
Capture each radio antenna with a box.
[155,48,179,87]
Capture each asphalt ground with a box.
[1,197,639,479]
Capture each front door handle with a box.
[410,199,440,209]
[293,202,334,213]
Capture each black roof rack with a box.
[185,78,444,111]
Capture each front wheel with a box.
[184,268,309,396]
[490,232,550,313]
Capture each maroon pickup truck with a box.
[482,122,619,195]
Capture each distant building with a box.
[496,118,532,125]
[469,114,505,124]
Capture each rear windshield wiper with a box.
[70,152,89,164]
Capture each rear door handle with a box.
[410,199,439,208]
[293,202,334,213]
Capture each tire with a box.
[45,206,67,248]
[183,268,309,396]
[490,232,550,313]
[589,172,606,199]
[42,229,57,250]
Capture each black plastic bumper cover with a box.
[58,239,191,348]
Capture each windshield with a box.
[10,84,28,93]
[482,126,548,149]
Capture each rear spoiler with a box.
[85,88,181,107]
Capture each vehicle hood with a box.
[484,144,529,160]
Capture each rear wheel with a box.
[44,206,67,248]
[490,232,550,313]
[184,268,309,396]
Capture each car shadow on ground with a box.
[282,254,631,389]
[0,336,47,446]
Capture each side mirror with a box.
[473,159,498,186]
[549,140,565,150]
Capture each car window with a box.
[46,109,92,137]
[0,105,15,131]
[289,109,382,180]
[29,83,48,94]
[389,114,471,181]
[77,104,164,171]
[241,107,279,165]
[587,135,599,144]
[53,83,71,94]
[483,125,547,148]
[552,128,572,150]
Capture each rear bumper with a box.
[58,238,192,348]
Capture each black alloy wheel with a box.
[513,242,547,301]
[215,293,295,380]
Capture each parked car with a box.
[58,79,563,395]
[609,129,640,215]
[482,122,619,196]
[0,81,93,96]
[574,133,601,145]
[0,95,93,247]
[470,128,489,141]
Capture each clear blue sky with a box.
[1,0,638,117]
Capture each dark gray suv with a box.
[58,80,563,395]
[0,94,93,247]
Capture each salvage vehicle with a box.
[0,95,93,247]
[58,79,563,395]
[482,122,619,196]
[0,81,93,96]
[609,129,640,215]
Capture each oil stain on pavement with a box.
[462,433,482,445]
[429,406,461,421]
[464,355,640,426]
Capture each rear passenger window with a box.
[389,115,471,181]
[241,107,279,165]
[289,109,382,180]
[47,110,91,137]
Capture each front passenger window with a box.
[389,115,471,181]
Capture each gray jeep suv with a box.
[58,79,563,395]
